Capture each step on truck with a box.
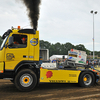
[0,26,99,91]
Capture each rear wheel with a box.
[14,69,37,91]
[79,72,95,87]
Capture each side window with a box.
[10,34,27,48]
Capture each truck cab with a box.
[0,27,41,91]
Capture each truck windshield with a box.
[0,36,8,50]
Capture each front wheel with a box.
[79,72,95,87]
[14,69,37,91]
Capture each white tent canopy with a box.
[50,55,68,62]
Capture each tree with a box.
[75,44,86,51]
[39,40,100,58]
[49,44,56,56]
[97,52,100,57]
[40,40,51,49]
[63,42,75,54]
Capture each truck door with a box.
[5,34,29,70]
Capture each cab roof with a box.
[18,29,36,34]
[2,28,36,39]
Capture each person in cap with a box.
[21,37,26,44]
[15,37,27,48]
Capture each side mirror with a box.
[8,36,13,46]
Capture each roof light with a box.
[18,26,20,29]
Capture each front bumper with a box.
[0,71,14,79]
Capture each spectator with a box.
[92,60,94,66]
[94,60,96,67]
[99,60,100,66]
[89,59,91,65]
[52,59,56,63]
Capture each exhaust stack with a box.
[22,0,41,30]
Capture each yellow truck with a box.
[0,26,99,91]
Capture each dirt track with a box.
[0,80,100,100]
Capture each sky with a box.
[0,0,100,51]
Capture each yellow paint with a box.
[0,48,5,62]
[23,77,29,83]
[5,32,29,70]
[40,69,81,83]
[33,31,39,61]
[0,62,4,72]
[83,77,87,81]
[29,31,39,61]
[0,29,40,70]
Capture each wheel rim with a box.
[83,74,92,86]
[20,74,33,87]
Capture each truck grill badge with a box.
[6,53,15,60]
[30,38,38,46]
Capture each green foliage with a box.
[95,57,97,59]
[75,44,86,51]
[97,52,100,57]
[39,40,92,56]
[40,40,51,49]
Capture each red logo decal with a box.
[46,71,53,78]
[79,56,81,58]
[71,49,73,52]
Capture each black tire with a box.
[79,72,95,87]
[14,69,37,91]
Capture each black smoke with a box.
[22,0,41,30]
